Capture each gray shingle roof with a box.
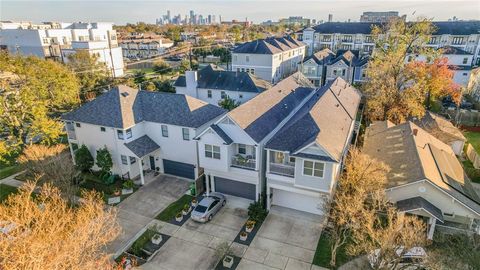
[233,36,305,54]
[62,85,226,129]
[396,197,444,223]
[210,124,233,145]
[124,135,160,157]
[174,65,272,93]
[303,48,335,65]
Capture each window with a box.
[333,69,337,76]
[100,127,106,132]
[129,156,136,164]
[463,73,468,76]
[71,143,79,152]
[161,125,168,137]
[239,94,243,99]
[452,37,464,45]
[238,144,246,154]
[182,128,190,141]
[463,57,468,64]
[221,91,226,99]
[121,155,128,165]
[75,123,81,128]
[207,90,212,98]
[126,128,132,139]
[246,55,249,62]
[237,68,240,72]
[342,69,346,76]
[289,157,296,163]
[205,144,221,159]
[303,160,325,178]
[117,130,124,140]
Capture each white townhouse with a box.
[301,21,480,65]
[364,121,480,239]
[119,34,174,59]
[62,85,226,184]
[406,46,476,87]
[195,73,362,215]
[174,64,272,106]
[232,36,306,84]
[0,21,124,77]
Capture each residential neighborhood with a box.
[0,2,480,270]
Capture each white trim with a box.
[399,207,443,223]
[301,159,325,179]
[293,141,337,162]
[268,182,329,197]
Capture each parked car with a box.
[191,192,226,223]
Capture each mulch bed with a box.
[214,255,242,270]
[232,219,264,246]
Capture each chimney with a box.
[184,70,198,98]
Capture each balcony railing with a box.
[269,163,295,177]
[231,156,256,170]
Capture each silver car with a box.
[191,192,226,223]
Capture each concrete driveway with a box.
[238,206,325,270]
[107,174,190,256]
[143,196,250,270]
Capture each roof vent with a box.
[412,129,418,136]
[121,92,129,97]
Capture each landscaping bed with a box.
[233,219,263,246]
[461,159,480,183]
[155,194,194,222]
[78,172,139,204]
[117,227,170,267]
[0,184,18,203]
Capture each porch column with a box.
[266,186,271,211]
[428,217,436,240]
[138,158,145,185]
[205,174,210,196]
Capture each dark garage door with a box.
[214,177,256,200]
[163,159,195,179]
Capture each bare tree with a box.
[0,181,120,269]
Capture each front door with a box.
[149,156,155,170]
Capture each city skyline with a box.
[2,0,479,25]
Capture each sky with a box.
[1,0,479,25]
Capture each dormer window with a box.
[117,130,124,140]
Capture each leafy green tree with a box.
[211,47,232,64]
[0,53,80,159]
[74,145,94,172]
[218,95,241,111]
[95,147,112,174]
[154,80,175,93]
[178,59,191,73]
[133,70,147,85]
[66,50,109,98]
[144,81,157,91]
[153,60,171,79]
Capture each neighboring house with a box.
[174,64,272,106]
[62,85,226,184]
[411,111,466,156]
[119,33,174,59]
[353,56,369,84]
[363,121,480,239]
[195,72,362,215]
[325,50,358,84]
[299,48,335,86]
[406,46,475,87]
[0,21,124,77]
[301,21,480,65]
[232,36,306,84]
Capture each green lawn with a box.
[129,229,158,257]
[462,159,480,183]
[155,194,193,222]
[464,131,480,153]
[312,231,352,269]
[0,184,18,203]
[0,165,22,180]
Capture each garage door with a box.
[214,177,256,200]
[271,188,324,215]
[163,159,195,179]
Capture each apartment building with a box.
[119,33,173,59]
[301,21,480,65]
[360,11,406,23]
[62,85,226,184]
[0,21,124,77]
[195,73,361,215]
[174,64,272,106]
[232,36,306,84]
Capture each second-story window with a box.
[246,55,249,62]
[238,144,246,154]
[303,160,325,178]
[129,156,136,164]
[207,90,212,98]
[100,127,106,132]
[117,130,124,140]
[452,37,464,45]
[126,128,132,139]
[161,125,168,137]
[205,144,221,159]
[221,91,226,99]
[463,57,468,64]
[76,123,81,128]
[182,128,190,141]
[121,155,128,165]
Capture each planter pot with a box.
[239,233,248,241]
[245,226,253,233]
[151,234,163,245]
[191,201,198,207]
[121,188,134,195]
[182,207,191,215]
[223,255,234,268]
[175,215,183,222]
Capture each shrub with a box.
[247,201,268,222]
[95,147,112,174]
[122,179,135,189]
[74,145,94,172]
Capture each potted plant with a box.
[175,212,183,222]
[113,188,121,196]
[191,198,198,207]
[239,231,248,241]
[245,220,256,233]
[223,255,234,268]
[151,233,163,245]
[182,204,191,215]
[122,179,135,194]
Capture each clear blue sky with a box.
[1,0,479,25]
